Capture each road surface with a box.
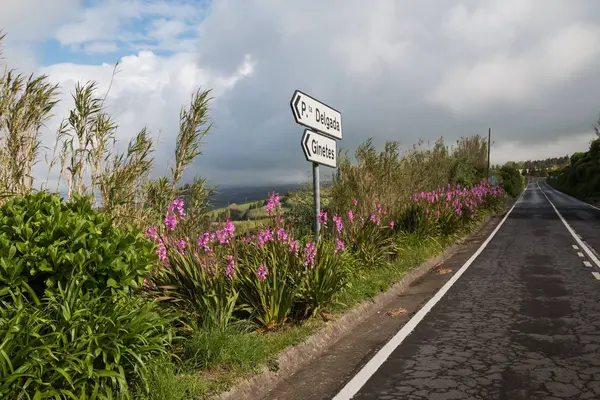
[333,181,600,400]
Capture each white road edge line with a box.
[544,182,600,212]
[537,182,600,270]
[584,261,592,267]
[592,272,600,280]
[332,185,529,400]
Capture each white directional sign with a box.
[301,129,337,168]
[290,90,342,140]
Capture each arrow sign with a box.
[290,90,342,140]
[301,129,337,168]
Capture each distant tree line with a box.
[502,156,571,177]
[547,115,600,199]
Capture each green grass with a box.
[139,322,322,399]
[141,209,498,400]
[209,201,256,217]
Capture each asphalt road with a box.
[335,181,600,400]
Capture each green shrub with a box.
[0,192,156,301]
[285,186,332,237]
[550,138,600,199]
[236,238,302,330]
[146,239,239,331]
[395,202,437,237]
[498,165,524,197]
[435,207,463,236]
[294,239,353,318]
[318,204,394,271]
[0,276,175,399]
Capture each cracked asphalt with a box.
[348,181,600,400]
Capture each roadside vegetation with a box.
[496,165,525,197]
[547,119,600,202]
[0,32,509,399]
[503,156,570,178]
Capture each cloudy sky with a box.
[2,0,600,188]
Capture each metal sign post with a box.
[290,91,342,237]
[313,163,320,237]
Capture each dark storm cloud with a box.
[31,0,600,188]
[192,0,600,185]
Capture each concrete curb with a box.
[218,211,505,400]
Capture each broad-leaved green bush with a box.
[0,192,157,301]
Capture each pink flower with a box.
[347,209,354,223]
[370,213,381,226]
[156,239,167,262]
[197,232,213,252]
[303,241,317,268]
[334,238,345,254]
[289,239,300,255]
[257,264,268,280]
[257,228,274,248]
[215,220,235,244]
[168,197,185,218]
[146,226,158,241]
[333,215,343,234]
[223,220,235,236]
[265,192,281,215]
[389,220,395,229]
[164,213,177,230]
[178,238,187,254]
[276,227,289,242]
[353,198,358,206]
[318,210,328,226]
[226,255,235,278]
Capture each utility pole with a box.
[487,128,491,180]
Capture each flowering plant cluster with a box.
[319,198,395,269]
[144,193,347,329]
[408,181,505,218]
[142,182,504,329]
[397,180,505,237]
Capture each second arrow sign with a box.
[301,129,337,168]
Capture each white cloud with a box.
[83,41,119,54]
[149,19,187,41]
[55,0,200,50]
[429,23,600,115]
[36,50,254,187]
[0,0,80,41]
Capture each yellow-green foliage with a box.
[330,136,488,218]
[549,138,600,199]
